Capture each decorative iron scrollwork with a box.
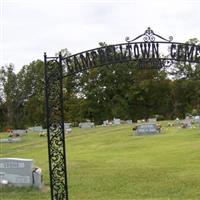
[137,58,173,69]
[44,54,68,200]
[160,59,174,68]
[125,27,173,43]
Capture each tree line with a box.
[0,39,200,130]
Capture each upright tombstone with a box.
[194,116,200,122]
[126,120,133,124]
[32,126,43,132]
[79,122,94,128]
[137,119,145,123]
[12,130,27,136]
[0,158,42,188]
[194,116,200,129]
[102,120,109,126]
[147,118,157,123]
[136,123,160,135]
[182,116,192,128]
[175,117,180,127]
[64,123,71,129]
[113,118,121,125]
[0,158,33,187]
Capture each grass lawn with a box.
[1,122,200,200]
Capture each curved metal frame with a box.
[61,41,200,76]
[44,28,200,200]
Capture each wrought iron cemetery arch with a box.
[44,27,200,200]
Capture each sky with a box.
[1,0,200,72]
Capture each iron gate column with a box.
[44,53,69,200]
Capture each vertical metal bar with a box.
[44,53,68,200]
[44,52,54,200]
[58,53,69,200]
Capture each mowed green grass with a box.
[1,122,200,200]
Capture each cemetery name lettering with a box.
[64,42,200,73]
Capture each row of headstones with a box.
[0,129,28,143]
[24,115,200,131]
[135,116,200,135]
[102,119,133,126]
[172,116,200,128]
[0,158,42,188]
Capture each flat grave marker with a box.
[0,138,21,143]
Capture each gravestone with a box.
[0,158,42,188]
[175,117,180,127]
[0,137,21,143]
[32,126,43,132]
[194,116,200,123]
[181,116,192,128]
[0,158,33,187]
[113,118,120,125]
[194,116,200,129]
[64,123,71,129]
[126,120,133,124]
[12,130,27,136]
[136,123,160,135]
[79,122,94,128]
[147,118,157,123]
[137,119,145,123]
[102,120,109,126]
[181,120,192,128]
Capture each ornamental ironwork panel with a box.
[44,53,68,200]
[125,27,173,42]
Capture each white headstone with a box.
[194,116,200,123]
[113,118,120,125]
[12,130,27,136]
[79,122,94,128]
[102,120,109,126]
[32,126,43,132]
[64,123,71,129]
[147,118,157,123]
[126,120,132,124]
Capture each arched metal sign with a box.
[44,28,200,200]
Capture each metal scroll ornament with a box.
[44,55,68,200]
[137,58,173,69]
[160,59,174,68]
[125,27,173,42]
